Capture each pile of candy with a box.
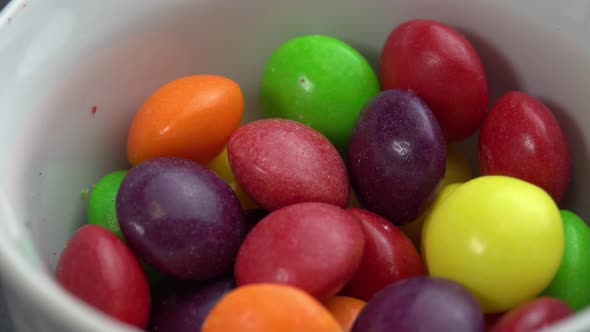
[55,19,588,332]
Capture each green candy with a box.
[87,170,128,240]
[260,35,380,152]
[542,210,590,311]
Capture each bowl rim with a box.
[0,0,590,331]
[0,1,138,330]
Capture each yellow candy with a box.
[417,183,461,253]
[208,147,258,210]
[400,145,472,249]
[423,176,564,313]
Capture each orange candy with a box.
[202,284,342,332]
[325,296,366,332]
[127,75,243,166]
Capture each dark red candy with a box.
[478,91,570,203]
[56,224,150,328]
[490,297,572,332]
[380,19,488,141]
[228,119,349,211]
[234,202,365,301]
[348,90,446,225]
[116,157,245,281]
[342,208,426,301]
[148,277,235,332]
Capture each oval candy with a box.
[202,284,341,332]
[478,91,571,203]
[348,89,446,225]
[351,276,484,332]
[542,210,590,311]
[228,119,349,211]
[56,224,150,328]
[234,202,365,301]
[260,34,380,152]
[424,176,564,313]
[127,75,243,166]
[342,208,425,301]
[380,19,488,141]
[117,157,246,281]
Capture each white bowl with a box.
[1,0,590,331]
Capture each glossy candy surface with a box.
[148,277,235,332]
[424,176,564,313]
[127,75,243,166]
[478,91,570,203]
[351,276,484,332]
[116,157,245,280]
[201,284,341,332]
[234,202,364,300]
[88,170,128,240]
[228,119,349,211]
[542,210,590,311]
[260,35,380,152]
[490,297,572,332]
[380,19,488,141]
[348,89,446,225]
[342,208,425,301]
[56,225,150,328]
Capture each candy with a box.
[127,75,243,166]
[228,119,349,211]
[234,202,364,301]
[479,91,571,203]
[348,89,446,225]
[116,157,246,280]
[423,176,564,313]
[148,277,235,332]
[490,297,572,332]
[342,208,425,301]
[260,35,380,152]
[201,284,341,332]
[87,170,128,240]
[208,147,258,210]
[415,183,461,253]
[351,276,484,332]
[542,210,590,311]
[380,19,488,141]
[56,225,150,328]
[400,145,472,249]
[325,296,366,332]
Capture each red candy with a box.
[56,225,150,328]
[234,202,365,301]
[228,119,349,211]
[342,208,426,301]
[490,297,572,332]
[380,19,488,141]
[478,91,571,203]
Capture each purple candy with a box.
[348,89,446,225]
[352,276,484,332]
[117,157,245,280]
[148,277,235,332]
